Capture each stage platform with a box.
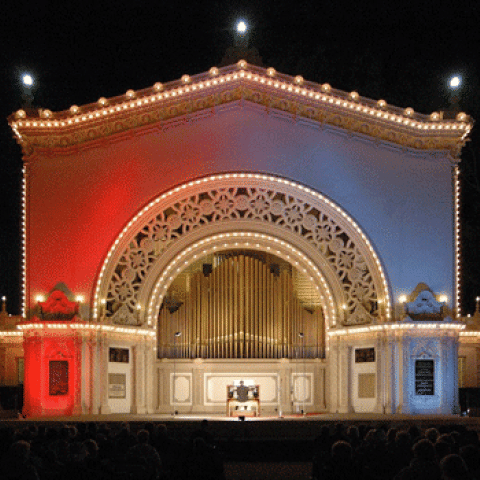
[2,412,480,439]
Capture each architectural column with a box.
[131,341,146,414]
[328,338,339,413]
[338,341,351,413]
[72,334,83,415]
[375,334,385,413]
[90,335,101,414]
[145,340,155,413]
[99,333,111,414]
[314,359,326,410]
[80,335,88,413]
[439,336,448,413]
[397,335,411,414]
[383,336,395,414]
[86,335,96,414]
[452,334,461,413]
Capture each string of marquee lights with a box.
[15,322,155,337]
[0,332,23,337]
[93,173,392,325]
[10,61,472,146]
[5,321,472,339]
[21,165,28,318]
[329,321,465,337]
[454,165,461,318]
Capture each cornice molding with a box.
[8,61,473,157]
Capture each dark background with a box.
[1,0,479,315]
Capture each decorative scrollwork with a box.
[104,183,381,326]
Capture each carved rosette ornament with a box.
[99,176,388,327]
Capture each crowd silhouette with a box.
[0,420,478,480]
[0,420,223,480]
[312,423,479,480]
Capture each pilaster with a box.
[71,334,83,416]
[338,342,351,413]
[99,334,111,414]
[131,341,146,414]
[374,334,385,413]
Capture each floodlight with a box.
[449,75,462,90]
[22,74,34,88]
[236,20,247,34]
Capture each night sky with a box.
[1,0,479,315]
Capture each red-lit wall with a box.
[23,329,80,417]
[25,105,455,312]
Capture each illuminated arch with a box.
[93,173,392,327]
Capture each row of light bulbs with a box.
[11,61,471,136]
[16,322,155,337]
[397,294,449,304]
[329,321,465,337]
[21,166,27,318]
[454,166,461,318]
[4,322,476,340]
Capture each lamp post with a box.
[446,74,463,116]
[173,331,182,417]
[234,19,249,50]
[298,332,305,416]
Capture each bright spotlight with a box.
[236,20,247,34]
[22,73,34,88]
[449,75,461,90]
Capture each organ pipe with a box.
[157,254,326,359]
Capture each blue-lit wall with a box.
[397,335,458,414]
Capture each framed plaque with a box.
[415,359,434,395]
[49,360,69,396]
[108,373,126,398]
[355,348,375,363]
[358,373,376,399]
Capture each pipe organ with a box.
[157,253,325,359]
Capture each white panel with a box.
[351,346,377,413]
[291,373,313,405]
[170,373,192,406]
[107,346,132,414]
[204,373,279,406]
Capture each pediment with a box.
[9,62,471,157]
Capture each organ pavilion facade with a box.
[3,60,477,417]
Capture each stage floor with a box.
[3,412,480,436]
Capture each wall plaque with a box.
[108,373,126,399]
[355,348,375,363]
[415,359,434,395]
[358,373,376,399]
[49,360,69,396]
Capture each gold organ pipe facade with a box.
[157,253,325,359]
